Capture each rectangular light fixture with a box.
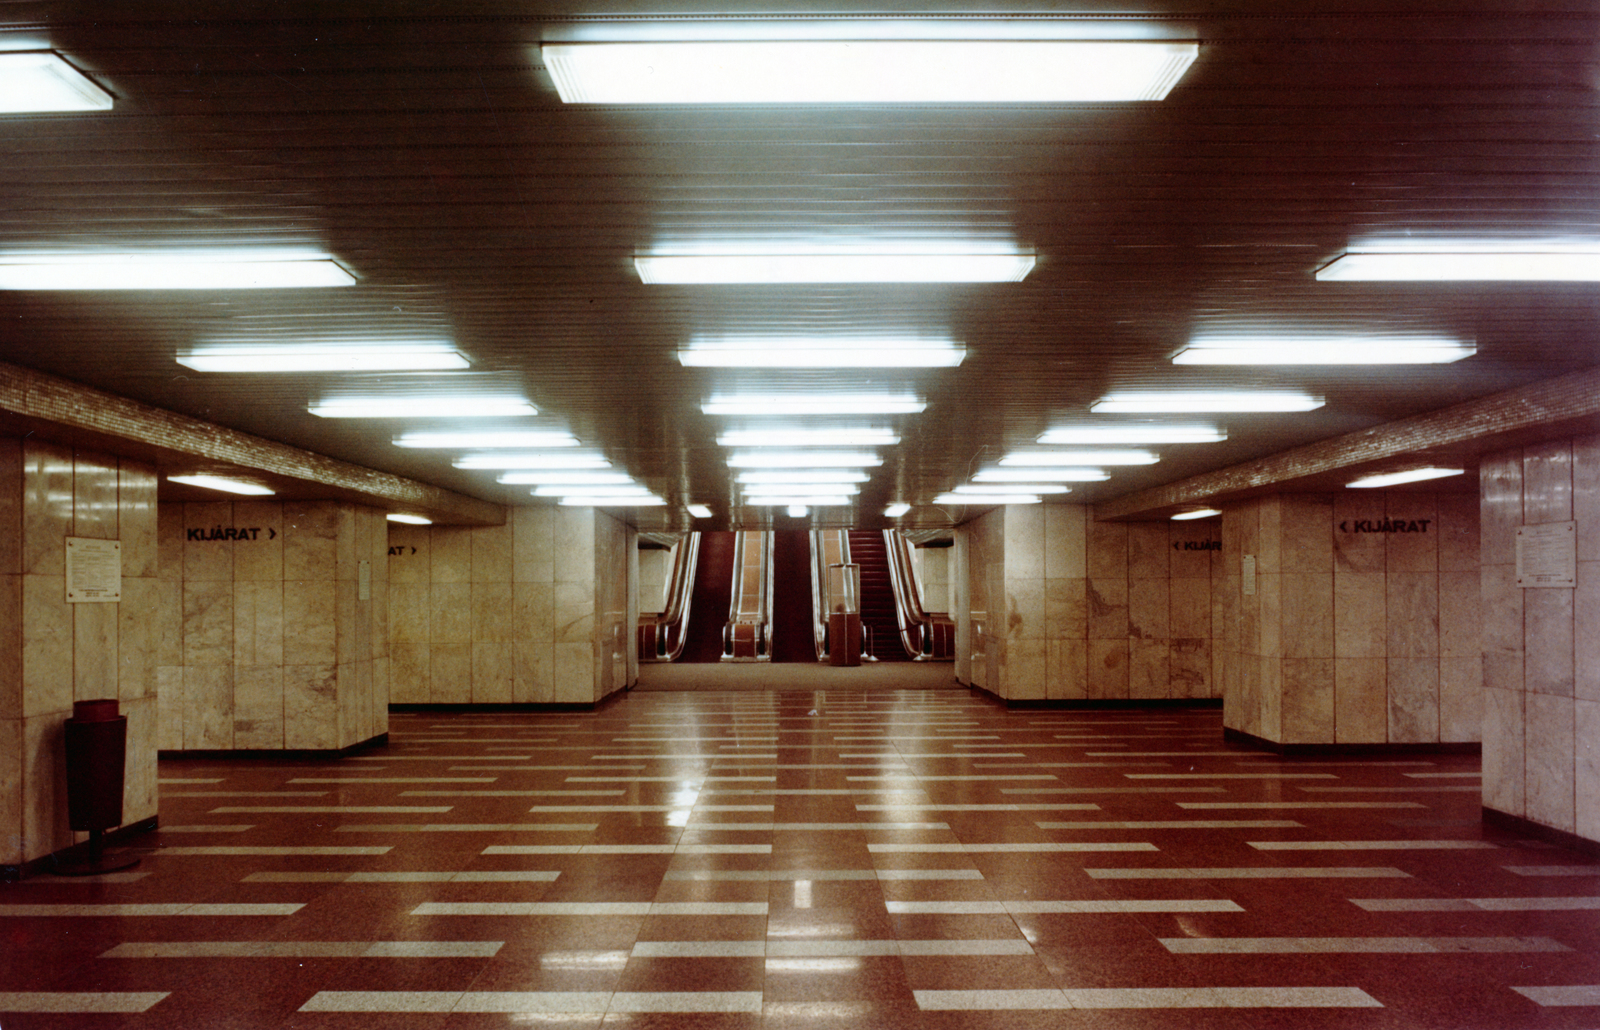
[933,492,1040,505]
[737,470,873,485]
[681,338,965,367]
[310,396,537,418]
[167,474,274,496]
[883,503,911,518]
[1038,426,1225,445]
[543,40,1197,104]
[745,483,860,496]
[0,257,355,290]
[638,251,1032,285]
[395,430,577,449]
[1171,508,1221,521]
[953,483,1071,495]
[1173,336,1475,365]
[387,513,433,525]
[974,468,1107,483]
[533,485,653,498]
[687,504,713,518]
[740,495,853,507]
[557,496,667,507]
[1317,251,1600,282]
[497,471,636,486]
[453,454,611,470]
[726,451,882,469]
[179,343,469,373]
[718,428,899,448]
[704,394,924,416]
[1091,392,1323,413]
[1001,449,1157,466]
[0,52,113,112]
[1346,467,1464,489]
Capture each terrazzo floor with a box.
[3,687,1598,1029]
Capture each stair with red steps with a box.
[847,530,913,661]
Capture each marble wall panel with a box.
[1279,495,1333,573]
[19,577,70,715]
[1524,587,1575,697]
[0,718,20,865]
[335,580,359,666]
[1047,637,1089,699]
[1171,638,1211,698]
[389,643,430,704]
[1086,519,1127,579]
[1387,658,1440,743]
[1480,563,1524,657]
[553,581,595,644]
[1483,649,1525,695]
[428,581,472,643]
[1576,698,1600,841]
[181,580,233,667]
[1126,523,1168,581]
[22,442,73,577]
[1086,577,1128,640]
[231,501,283,581]
[283,506,337,583]
[21,713,67,859]
[182,502,235,582]
[1437,570,1482,659]
[1482,687,1526,814]
[1169,577,1211,639]
[157,503,184,582]
[389,582,429,645]
[119,695,158,827]
[1257,573,1281,659]
[1578,563,1600,702]
[118,463,157,579]
[1255,497,1282,575]
[1385,574,1439,657]
[388,525,430,583]
[553,641,595,703]
[233,666,284,750]
[1524,440,1574,525]
[1335,658,1388,743]
[73,600,118,702]
[278,579,335,670]
[514,640,554,703]
[1257,654,1283,740]
[1001,637,1047,701]
[1044,578,1088,640]
[1439,655,1483,743]
[429,643,472,703]
[283,664,337,750]
[1524,693,1575,832]
[232,580,285,668]
[1170,519,1220,578]
[1006,578,1045,642]
[1128,640,1169,699]
[183,665,233,749]
[0,443,20,579]
[1280,573,1333,659]
[472,641,514,703]
[156,667,182,749]
[471,521,512,583]
[1127,577,1170,641]
[1384,493,1439,573]
[1479,451,1524,566]
[1281,657,1334,743]
[1043,505,1087,580]
[1333,572,1386,659]
[1332,492,1387,574]
[1086,639,1129,699]
[0,576,18,719]
[1004,504,1045,578]
[1577,435,1600,562]
[554,508,596,586]
[1436,494,1481,572]
[513,507,555,584]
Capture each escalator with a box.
[847,530,913,661]
[770,530,817,663]
[677,531,736,663]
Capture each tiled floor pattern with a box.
[3,690,1600,1028]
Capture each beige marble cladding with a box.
[1221,491,1479,747]
[386,506,633,706]
[1481,433,1600,844]
[954,504,1220,703]
[156,500,388,756]
[0,439,159,868]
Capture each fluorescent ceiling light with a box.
[0,52,113,112]
[974,468,1106,483]
[638,251,1032,284]
[543,40,1197,104]
[1001,450,1158,466]
[1038,426,1225,445]
[1318,251,1600,282]
[934,492,1040,505]
[680,338,965,367]
[718,428,899,448]
[310,396,537,418]
[178,343,469,373]
[884,503,911,518]
[1171,508,1221,521]
[740,495,853,507]
[1174,337,1475,365]
[395,430,577,449]
[726,451,882,469]
[0,257,354,290]
[497,471,636,486]
[954,483,1071,495]
[453,454,611,470]
[167,474,274,496]
[1091,392,1323,413]
[704,394,924,416]
[737,470,872,485]
[387,513,433,525]
[687,504,713,518]
[787,505,809,518]
[557,496,667,507]
[533,484,653,498]
[1346,467,1464,489]
[745,483,859,496]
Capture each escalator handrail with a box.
[882,528,940,657]
[725,530,774,660]
[658,533,699,662]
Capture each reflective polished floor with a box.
[4,688,1599,1029]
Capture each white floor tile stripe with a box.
[1037,820,1302,829]
[242,871,560,883]
[0,992,170,1013]
[485,844,776,855]
[157,846,390,855]
[102,941,504,958]
[0,903,302,916]
[212,806,451,813]
[1250,840,1497,850]
[1088,867,1410,879]
[857,804,1100,812]
[1512,985,1600,1006]
[298,991,763,1013]
[1177,802,1426,809]
[161,824,254,832]
[913,987,1381,1009]
[1160,936,1568,953]
[1299,786,1482,793]
[335,823,598,832]
[1505,866,1600,876]
[869,842,1157,853]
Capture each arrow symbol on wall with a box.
[269,528,277,539]
[1339,521,1348,532]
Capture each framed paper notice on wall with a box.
[1516,520,1576,588]
[65,537,121,602]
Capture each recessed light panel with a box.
[395,430,577,449]
[704,394,924,416]
[638,251,1033,284]
[497,471,636,486]
[933,492,1040,505]
[726,451,882,469]
[1037,426,1226,445]
[1091,392,1323,413]
[0,52,113,112]
[387,513,433,525]
[1171,508,1221,521]
[0,256,355,290]
[1318,251,1600,281]
[718,428,899,448]
[543,39,1197,104]
[533,484,654,498]
[736,471,873,485]
[1174,336,1475,364]
[453,454,611,470]
[1000,450,1157,466]
[740,495,854,507]
[687,504,713,518]
[953,483,1071,495]
[179,343,469,373]
[974,469,1106,483]
[310,396,537,418]
[680,337,965,367]
[1346,467,1464,489]
[167,474,274,496]
[884,503,911,518]
[557,496,667,507]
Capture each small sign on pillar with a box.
[65,537,121,603]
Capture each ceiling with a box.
[2,1,1598,531]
